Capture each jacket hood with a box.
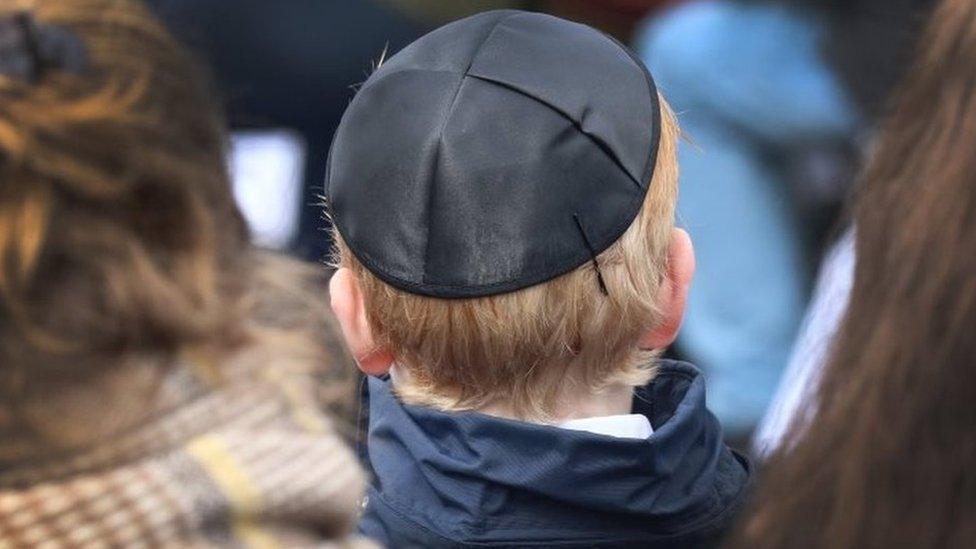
[359,360,751,547]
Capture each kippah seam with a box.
[420,11,518,286]
[467,73,644,190]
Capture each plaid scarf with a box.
[0,354,371,548]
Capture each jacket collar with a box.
[363,360,751,543]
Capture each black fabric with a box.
[327,10,660,298]
[358,360,752,548]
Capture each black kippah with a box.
[327,10,661,298]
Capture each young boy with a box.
[326,10,751,548]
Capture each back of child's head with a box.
[329,10,681,420]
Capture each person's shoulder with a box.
[638,0,747,66]
[637,0,811,99]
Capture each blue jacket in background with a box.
[358,360,752,548]
[637,0,860,436]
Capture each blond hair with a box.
[336,97,679,421]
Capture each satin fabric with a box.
[328,10,660,297]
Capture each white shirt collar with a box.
[558,414,653,440]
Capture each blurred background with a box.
[146,0,933,439]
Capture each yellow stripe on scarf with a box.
[186,435,279,549]
[278,379,330,434]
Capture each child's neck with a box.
[389,364,636,425]
[478,382,635,425]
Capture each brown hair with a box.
[0,0,245,368]
[731,0,976,546]
[0,0,356,427]
[335,97,680,421]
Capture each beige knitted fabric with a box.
[0,354,372,548]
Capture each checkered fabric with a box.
[0,358,371,549]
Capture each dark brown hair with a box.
[0,0,246,376]
[731,0,976,547]
[0,0,358,433]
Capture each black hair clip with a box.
[0,12,88,84]
[573,213,610,296]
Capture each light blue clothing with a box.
[638,1,858,434]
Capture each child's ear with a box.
[329,268,395,376]
[638,228,695,351]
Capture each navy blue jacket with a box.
[358,360,752,548]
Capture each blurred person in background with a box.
[0,0,366,546]
[753,0,935,456]
[729,0,976,545]
[638,0,930,439]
